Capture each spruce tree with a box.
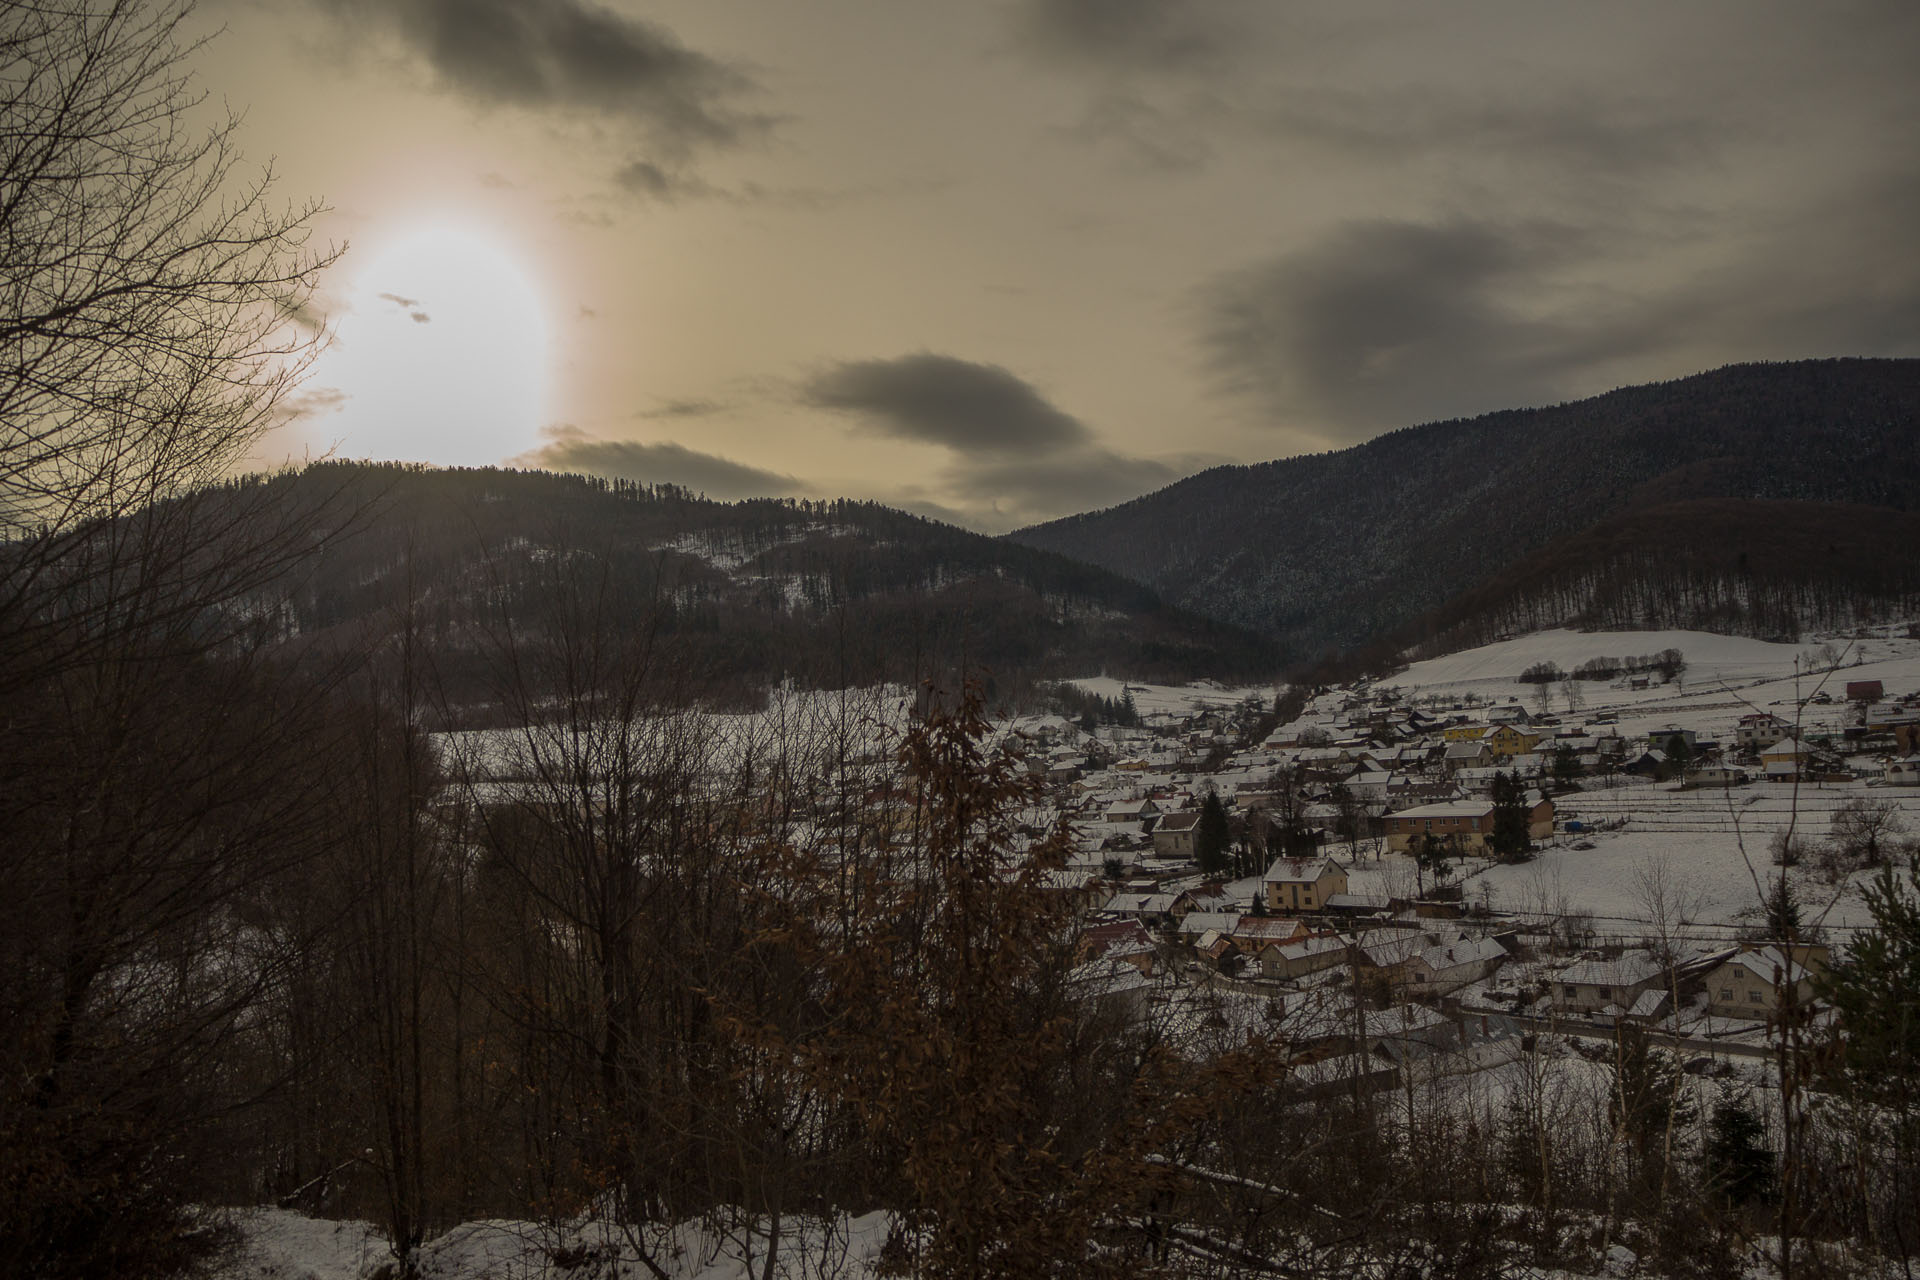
[1702,1088,1775,1209]
[1196,791,1232,876]
[1487,771,1533,862]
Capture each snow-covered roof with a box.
[1263,856,1343,883]
[1102,892,1178,915]
[1272,935,1348,963]
[1559,950,1664,988]
[1179,911,1243,936]
[1415,936,1507,972]
[1389,800,1494,820]
[1714,945,1816,986]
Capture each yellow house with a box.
[1442,724,1491,742]
[1262,857,1348,913]
[1483,725,1543,760]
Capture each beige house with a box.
[1152,809,1201,858]
[1553,950,1665,1016]
[1258,934,1349,980]
[1404,935,1508,994]
[1703,945,1824,1018]
[1383,797,1554,853]
[1262,857,1348,913]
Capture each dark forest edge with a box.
[166,460,1286,721]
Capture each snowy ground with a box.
[1366,623,1920,936]
[214,1207,895,1280]
[1336,779,1920,943]
[1062,675,1270,719]
[1391,624,1920,746]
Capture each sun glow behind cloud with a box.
[304,225,552,467]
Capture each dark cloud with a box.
[950,449,1177,518]
[376,292,432,324]
[802,353,1182,525]
[803,354,1089,453]
[279,385,349,423]
[613,158,723,203]
[1253,82,1725,178]
[1066,92,1214,172]
[1204,219,1639,436]
[317,0,761,158]
[1020,0,1243,72]
[525,427,800,499]
[636,398,725,420]
[1205,181,1920,440]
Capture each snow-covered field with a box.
[215,1207,896,1280]
[1393,624,1920,746]
[1063,675,1270,718]
[1325,623,1920,936]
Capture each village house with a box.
[1761,737,1814,780]
[1066,957,1154,1021]
[1349,931,1425,990]
[1483,724,1544,760]
[1176,910,1243,945]
[1647,727,1699,757]
[1104,796,1161,823]
[1685,763,1750,788]
[1046,757,1086,783]
[1151,809,1201,858]
[1074,919,1158,974]
[1383,796,1555,854]
[1443,740,1494,772]
[1099,891,1185,928]
[1263,856,1348,913]
[1259,933,1350,981]
[1231,915,1315,955]
[1886,758,1920,786]
[1404,935,1508,995]
[1552,950,1666,1017]
[1735,713,1792,752]
[1703,945,1824,1018]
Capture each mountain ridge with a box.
[241,462,1282,715]
[1008,358,1920,658]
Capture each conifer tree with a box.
[1196,791,1232,876]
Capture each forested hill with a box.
[1008,358,1920,658]
[244,462,1280,711]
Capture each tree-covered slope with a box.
[245,462,1281,708]
[1009,359,1920,656]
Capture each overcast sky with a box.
[210,0,1920,530]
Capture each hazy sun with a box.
[310,224,551,467]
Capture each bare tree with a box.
[0,4,337,1273]
[0,0,337,696]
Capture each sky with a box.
[207,0,1920,532]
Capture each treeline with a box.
[1520,649,1685,684]
[1010,360,1920,654]
[244,463,1281,713]
[1042,680,1145,728]
[1405,499,1920,659]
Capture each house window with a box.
[1598,987,1611,999]
[1563,985,1577,998]
[1749,990,1764,1004]
[1719,988,1732,1001]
